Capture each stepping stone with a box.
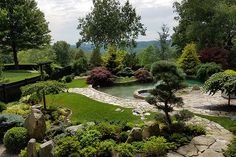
[192,136,216,146]
[167,151,184,157]
[198,149,224,157]
[177,143,198,157]
[210,141,227,152]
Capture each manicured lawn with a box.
[196,114,236,131]
[47,93,144,123]
[3,70,40,83]
[66,79,88,88]
[114,77,137,83]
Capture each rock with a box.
[198,149,224,157]
[210,141,227,152]
[27,139,37,157]
[39,140,54,157]
[177,143,198,157]
[195,145,208,153]
[167,151,184,157]
[192,136,216,146]
[66,124,84,134]
[142,121,160,139]
[115,108,122,112]
[126,127,142,143]
[24,109,46,140]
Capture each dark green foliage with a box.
[185,124,206,136]
[0,0,51,67]
[78,0,146,48]
[95,122,119,140]
[117,67,134,77]
[69,153,81,157]
[115,143,136,157]
[0,114,24,141]
[224,137,236,157]
[177,43,200,75]
[196,63,222,81]
[134,69,153,83]
[228,46,236,70]
[131,141,145,153]
[148,61,185,125]
[175,110,194,122]
[0,102,6,112]
[62,75,73,83]
[53,41,71,67]
[3,127,28,153]
[119,132,129,143]
[73,57,88,75]
[90,48,102,68]
[123,52,139,69]
[138,45,159,67]
[53,136,81,157]
[77,130,102,147]
[168,133,191,147]
[144,136,176,156]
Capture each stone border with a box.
[133,89,151,100]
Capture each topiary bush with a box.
[196,63,222,81]
[3,127,29,153]
[144,136,176,156]
[0,114,24,141]
[87,67,114,87]
[53,136,81,157]
[134,69,153,83]
[177,43,200,75]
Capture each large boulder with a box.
[39,140,54,157]
[27,138,38,157]
[126,127,142,143]
[142,121,160,139]
[24,109,46,140]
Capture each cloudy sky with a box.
[36,0,179,45]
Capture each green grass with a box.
[196,114,236,131]
[3,70,40,83]
[66,79,88,88]
[114,77,137,83]
[47,93,144,123]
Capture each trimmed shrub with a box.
[224,137,236,157]
[62,75,73,83]
[177,43,200,75]
[175,110,194,122]
[200,47,229,68]
[0,102,6,112]
[97,140,116,157]
[87,67,114,87]
[224,69,236,76]
[3,127,28,153]
[53,136,81,157]
[95,122,119,140]
[115,143,136,157]
[144,136,176,156]
[0,114,24,141]
[3,103,31,117]
[196,63,222,81]
[134,69,153,83]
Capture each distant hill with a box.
[72,40,160,53]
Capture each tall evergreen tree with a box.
[0,0,51,67]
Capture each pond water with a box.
[98,79,203,100]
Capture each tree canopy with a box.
[172,0,236,51]
[53,41,71,67]
[77,0,146,48]
[0,0,51,67]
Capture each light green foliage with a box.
[53,41,71,66]
[138,45,159,67]
[224,137,236,157]
[177,43,200,75]
[89,48,102,68]
[196,63,222,81]
[173,0,236,51]
[144,136,176,156]
[95,122,119,140]
[77,129,102,147]
[3,127,29,153]
[3,103,31,117]
[19,142,41,157]
[224,70,236,76]
[0,0,51,66]
[97,140,116,156]
[73,57,88,75]
[2,70,39,83]
[204,72,236,106]
[18,47,56,64]
[80,146,97,157]
[53,136,81,157]
[115,143,136,157]
[149,61,185,124]
[78,0,146,48]
[102,46,126,74]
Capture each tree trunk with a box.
[43,90,46,110]
[228,93,231,106]
[12,42,19,69]
[164,102,172,125]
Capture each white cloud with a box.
[36,0,178,44]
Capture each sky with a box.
[36,0,179,45]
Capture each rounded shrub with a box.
[115,143,136,157]
[80,146,97,157]
[3,127,29,153]
[95,122,119,140]
[78,129,102,148]
[97,140,116,157]
[224,69,236,76]
[62,75,73,83]
[134,68,153,83]
[87,67,113,87]
[196,63,222,81]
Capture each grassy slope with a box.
[47,93,143,123]
[3,70,39,83]
[66,79,88,88]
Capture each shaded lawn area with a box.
[66,79,88,88]
[3,70,40,83]
[196,114,236,132]
[47,93,144,123]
